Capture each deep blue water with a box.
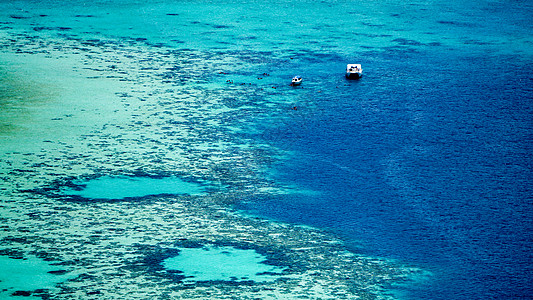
[240,51,533,298]
[1,0,532,298]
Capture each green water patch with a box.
[162,246,286,283]
[61,176,208,200]
[0,255,72,299]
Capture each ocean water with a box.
[1,0,532,299]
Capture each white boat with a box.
[345,64,363,79]
[291,75,303,86]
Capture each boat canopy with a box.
[346,64,362,71]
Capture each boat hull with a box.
[345,72,362,79]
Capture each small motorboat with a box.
[345,64,363,79]
[291,76,303,86]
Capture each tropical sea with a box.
[1,0,532,299]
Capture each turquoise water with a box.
[163,246,285,283]
[62,176,206,199]
[1,0,532,298]
[0,255,72,299]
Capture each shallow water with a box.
[62,176,207,199]
[0,255,73,299]
[163,246,285,283]
[0,0,532,299]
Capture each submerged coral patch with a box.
[162,245,286,283]
[61,176,207,200]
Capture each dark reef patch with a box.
[47,270,69,275]
[0,249,25,259]
[437,20,475,28]
[10,15,30,20]
[12,290,32,296]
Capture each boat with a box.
[291,75,303,86]
[345,64,363,79]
